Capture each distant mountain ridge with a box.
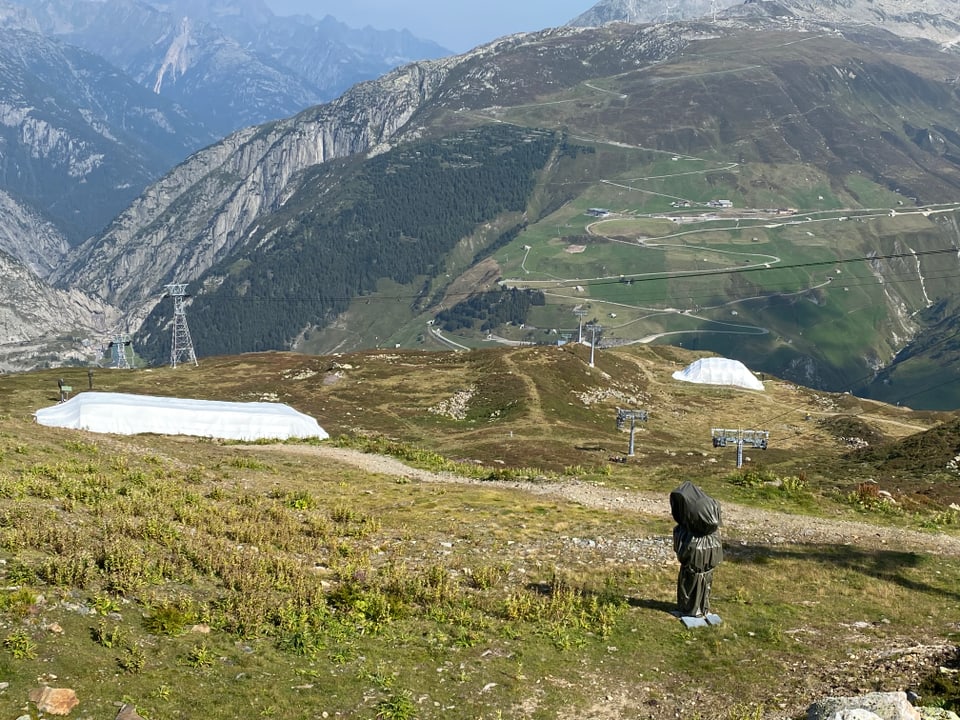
[572,0,960,44]
[570,0,735,26]
[0,0,452,368]
[0,23,216,244]
[7,0,451,137]
[0,0,451,252]
[0,14,218,366]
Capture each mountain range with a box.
[0,0,450,369]
[9,0,450,137]
[7,0,960,410]
[573,0,960,43]
[0,0,448,246]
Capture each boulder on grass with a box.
[28,687,79,716]
[807,692,920,720]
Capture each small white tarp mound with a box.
[672,357,764,391]
[35,392,328,441]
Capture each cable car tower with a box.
[711,428,769,468]
[573,307,589,343]
[616,408,648,457]
[165,283,197,368]
[588,322,602,367]
[108,333,132,369]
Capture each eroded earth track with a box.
[258,443,960,557]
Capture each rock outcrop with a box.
[807,691,955,720]
[0,252,119,372]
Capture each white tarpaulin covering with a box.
[35,392,329,441]
[671,357,765,391]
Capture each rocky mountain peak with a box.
[572,0,960,44]
[0,0,38,30]
[570,0,731,27]
[153,15,195,94]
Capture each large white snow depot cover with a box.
[671,357,764,391]
[35,392,329,441]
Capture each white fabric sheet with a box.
[35,392,328,441]
[671,357,764,391]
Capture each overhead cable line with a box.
[201,245,960,305]
[752,324,960,433]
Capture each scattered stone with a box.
[45,622,63,634]
[28,687,79,716]
[115,703,145,720]
[60,602,95,615]
[917,709,960,720]
[428,387,476,420]
[191,623,211,634]
[807,691,920,720]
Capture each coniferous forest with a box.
[435,288,546,333]
[138,124,561,361]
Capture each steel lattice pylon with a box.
[109,333,132,369]
[165,283,197,368]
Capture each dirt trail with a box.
[256,444,960,557]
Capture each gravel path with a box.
[270,444,960,557]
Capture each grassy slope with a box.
[321,30,960,404]
[1,348,960,718]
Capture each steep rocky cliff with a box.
[54,57,460,326]
[0,190,69,278]
[0,251,119,372]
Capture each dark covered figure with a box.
[670,481,723,617]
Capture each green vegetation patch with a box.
[3,342,960,716]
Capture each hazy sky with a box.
[265,0,596,53]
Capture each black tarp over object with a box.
[670,481,723,617]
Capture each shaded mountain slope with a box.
[0,25,214,243]
[134,124,561,359]
[12,0,451,135]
